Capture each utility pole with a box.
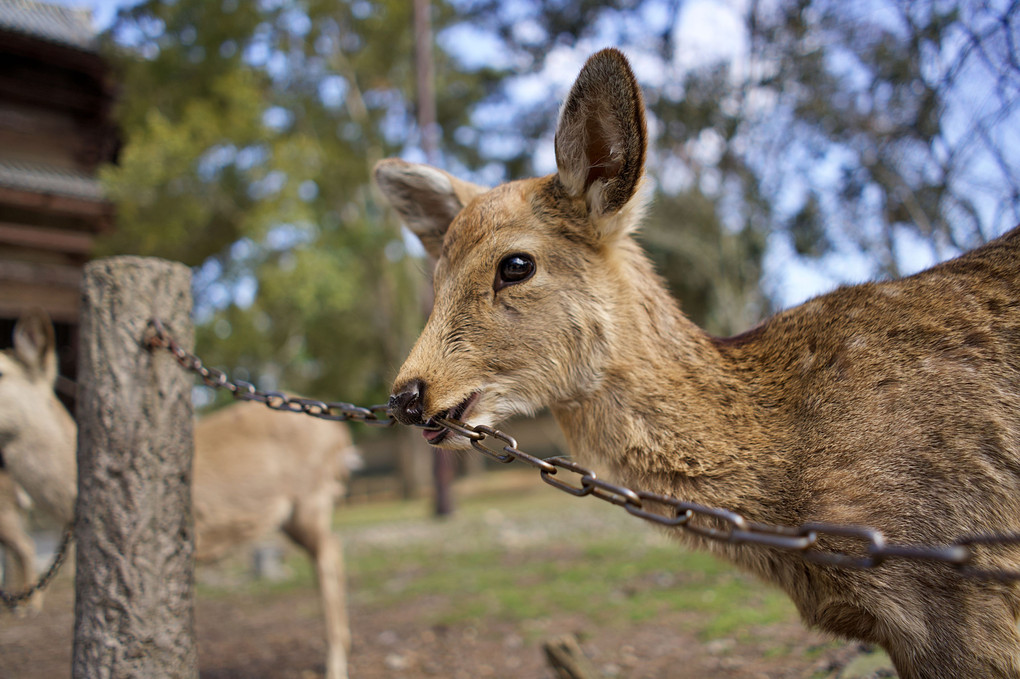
[414,0,439,166]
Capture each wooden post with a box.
[73,256,196,679]
[543,634,604,679]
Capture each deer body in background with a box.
[376,48,1020,679]
[0,311,357,679]
[0,470,37,610]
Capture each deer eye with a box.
[495,253,535,291]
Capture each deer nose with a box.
[389,378,426,426]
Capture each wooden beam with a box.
[0,185,113,226]
[0,221,94,254]
[0,33,110,95]
[0,284,80,322]
[0,71,105,117]
[0,259,82,287]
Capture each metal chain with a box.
[144,319,394,427]
[145,319,1020,582]
[0,521,75,609]
[433,415,1020,581]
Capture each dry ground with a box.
[0,470,894,679]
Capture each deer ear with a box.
[554,48,649,240]
[13,308,57,385]
[374,159,487,260]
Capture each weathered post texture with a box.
[73,257,197,679]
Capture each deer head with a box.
[0,310,76,522]
[0,309,60,447]
[377,48,652,448]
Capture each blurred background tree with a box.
[746,0,1020,281]
[98,0,1019,400]
[99,0,505,409]
[454,0,1018,309]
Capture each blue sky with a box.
[44,0,1019,313]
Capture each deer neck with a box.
[8,394,78,524]
[550,244,775,515]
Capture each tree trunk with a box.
[397,426,432,499]
[433,447,455,517]
[73,256,197,679]
[412,0,457,517]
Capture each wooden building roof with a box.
[0,0,98,49]
[0,0,118,328]
[0,0,119,393]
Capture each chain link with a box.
[436,416,1020,580]
[144,319,394,427]
[0,521,75,609]
[146,319,1020,581]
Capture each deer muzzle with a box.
[389,378,426,426]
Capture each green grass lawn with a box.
[333,470,798,642]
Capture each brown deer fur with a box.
[376,48,1020,679]
[0,310,356,679]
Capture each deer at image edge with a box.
[0,310,358,679]
[376,48,1020,679]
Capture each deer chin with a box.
[421,391,482,448]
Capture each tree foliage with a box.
[98,0,1018,407]
[456,0,1019,306]
[99,0,505,405]
[749,0,1020,277]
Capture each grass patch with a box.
[336,473,801,640]
[333,497,433,527]
[198,470,802,648]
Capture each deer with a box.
[375,48,1020,679]
[0,469,38,612]
[0,309,357,679]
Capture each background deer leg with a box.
[0,472,41,613]
[283,494,350,679]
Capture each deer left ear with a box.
[374,159,487,260]
[554,48,649,240]
[13,308,57,385]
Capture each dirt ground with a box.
[0,472,895,679]
[0,576,877,679]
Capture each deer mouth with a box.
[422,391,481,445]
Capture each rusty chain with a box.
[144,318,394,427]
[145,319,1020,582]
[0,521,75,609]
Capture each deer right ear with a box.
[554,48,648,241]
[374,159,487,260]
[13,308,57,385]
